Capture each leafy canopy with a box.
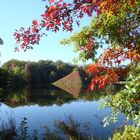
[14,0,140,90]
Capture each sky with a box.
[0,0,92,65]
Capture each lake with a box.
[0,85,128,139]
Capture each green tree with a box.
[13,0,140,131]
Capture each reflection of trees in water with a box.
[24,84,31,104]
[1,85,135,140]
[1,84,122,107]
[2,85,75,107]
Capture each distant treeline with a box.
[0,59,86,87]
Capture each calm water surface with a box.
[0,85,127,139]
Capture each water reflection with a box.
[1,85,76,107]
[0,85,126,139]
[0,84,115,107]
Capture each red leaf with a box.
[49,0,54,3]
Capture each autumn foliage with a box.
[14,0,140,91]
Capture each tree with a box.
[0,68,9,86]
[14,0,140,126]
[14,0,140,89]
[1,59,75,85]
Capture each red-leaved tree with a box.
[14,0,140,91]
